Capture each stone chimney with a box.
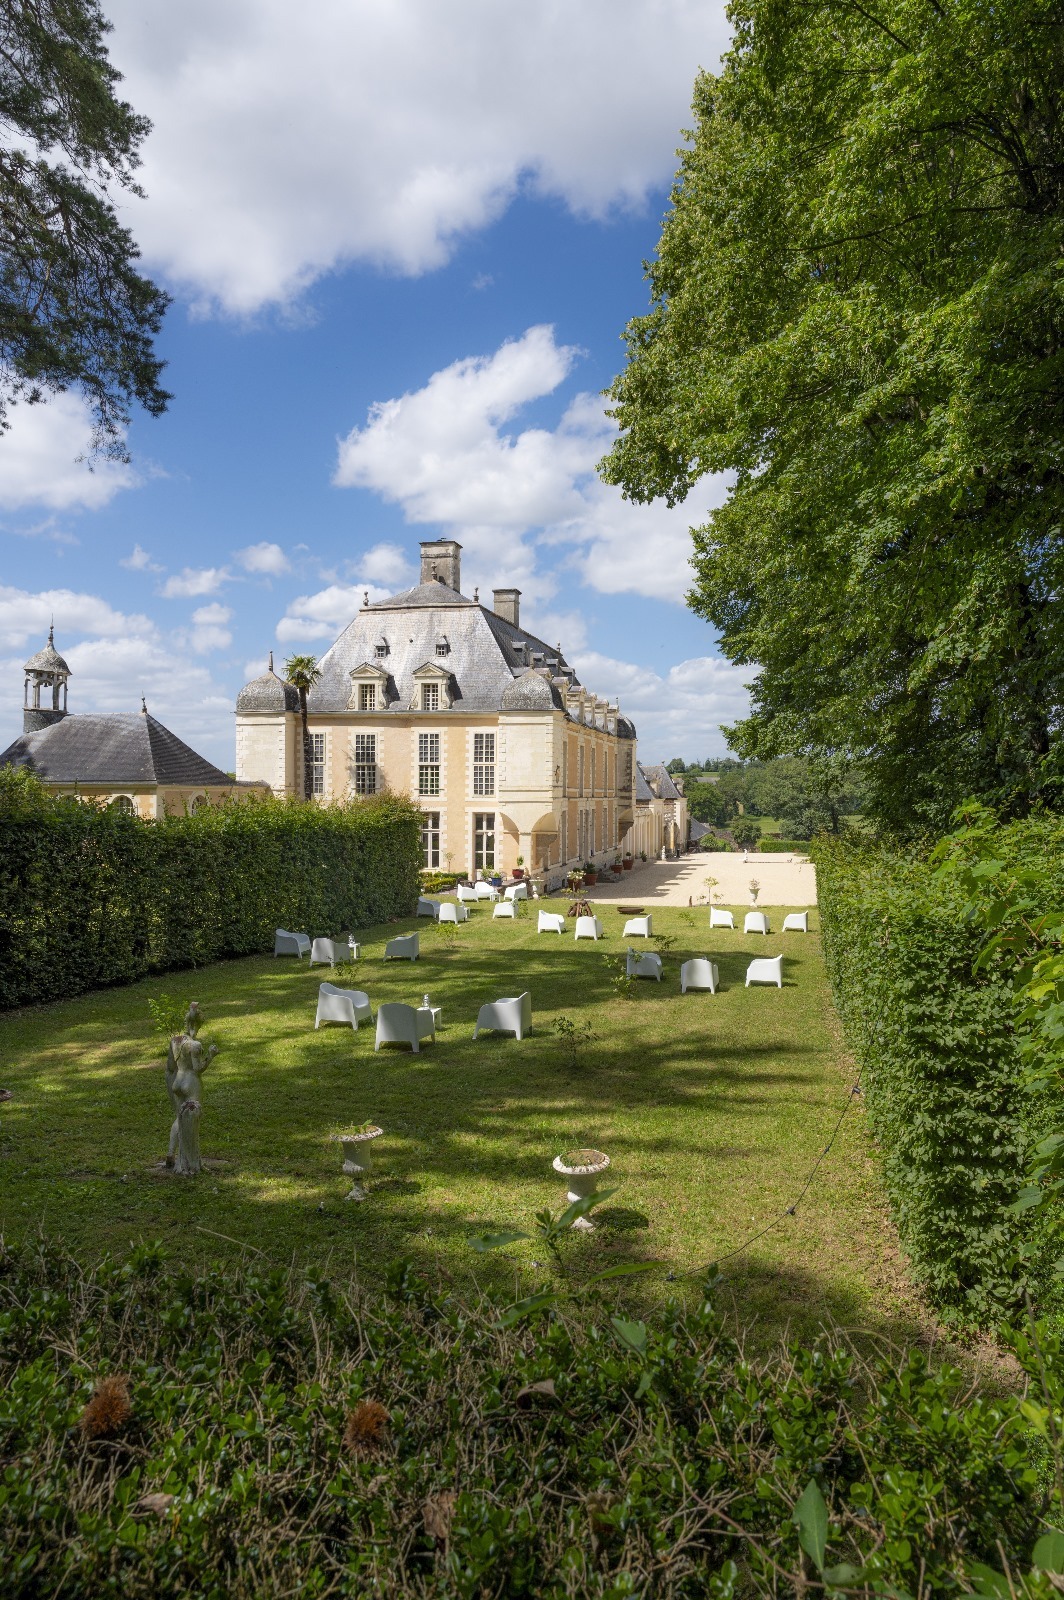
[493,588,521,627]
[419,539,462,593]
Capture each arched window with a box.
[109,795,135,815]
[190,794,208,814]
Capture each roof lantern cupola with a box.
[23,624,71,733]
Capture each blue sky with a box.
[0,0,748,769]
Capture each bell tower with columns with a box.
[23,626,71,733]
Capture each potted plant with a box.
[583,860,598,887]
[749,877,760,905]
[513,855,525,881]
[639,850,647,863]
[567,868,585,890]
[622,852,633,869]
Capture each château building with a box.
[1,628,261,817]
[235,540,639,879]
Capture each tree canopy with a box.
[602,0,1064,833]
[0,0,170,452]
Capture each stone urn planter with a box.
[512,866,525,881]
[332,1125,382,1201]
[553,1149,610,1231]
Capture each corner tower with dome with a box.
[235,540,638,879]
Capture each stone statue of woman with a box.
[165,1025,217,1173]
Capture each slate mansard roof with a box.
[262,577,623,724]
[0,712,237,788]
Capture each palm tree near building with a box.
[283,654,323,800]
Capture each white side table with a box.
[417,1005,442,1032]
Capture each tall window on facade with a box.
[578,746,584,796]
[561,744,568,791]
[591,749,597,793]
[560,811,568,861]
[359,683,376,711]
[353,733,376,794]
[474,812,496,870]
[421,682,439,711]
[418,732,440,795]
[473,732,495,796]
[310,732,326,795]
[624,750,633,788]
[421,810,440,868]
[109,794,135,815]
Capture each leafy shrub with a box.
[0,771,422,1009]
[420,871,467,892]
[813,835,1055,1321]
[0,1240,1058,1597]
[758,838,810,853]
[699,834,733,852]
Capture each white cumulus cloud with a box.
[333,325,727,605]
[160,566,230,598]
[105,0,730,314]
[120,543,165,572]
[572,648,751,762]
[0,394,135,511]
[235,541,289,575]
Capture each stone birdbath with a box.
[332,1124,383,1201]
[553,1148,610,1230]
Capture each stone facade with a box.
[236,541,639,880]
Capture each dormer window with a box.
[347,661,390,711]
[374,638,389,658]
[411,660,453,711]
[435,636,449,658]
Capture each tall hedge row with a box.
[813,834,1055,1321]
[0,770,422,1009]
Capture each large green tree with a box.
[0,0,170,452]
[602,0,1064,832]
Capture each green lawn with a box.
[0,903,916,1344]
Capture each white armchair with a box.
[537,911,565,934]
[622,915,652,939]
[504,882,528,901]
[680,958,718,994]
[375,1002,435,1052]
[310,936,355,966]
[574,916,603,941]
[417,897,441,918]
[474,882,499,901]
[744,911,769,935]
[457,884,478,905]
[746,955,783,988]
[626,948,663,981]
[315,982,372,1030]
[709,908,735,930]
[492,900,516,920]
[782,912,809,933]
[383,933,419,961]
[274,929,310,958]
[438,902,469,924]
[473,992,532,1040]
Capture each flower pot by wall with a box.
[584,871,598,886]
[512,867,525,880]
[622,857,633,870]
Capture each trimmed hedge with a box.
[757,838,810,853]
[0,1240,1053,1597]
[813,835,1054,1321]
[0,770,422,1010]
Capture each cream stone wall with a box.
[236,715,298,795]
[246,703,638,881]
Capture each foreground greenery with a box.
[3,1238,1064,1598]
[0,903,906,1344]
[604,0,1064,832]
